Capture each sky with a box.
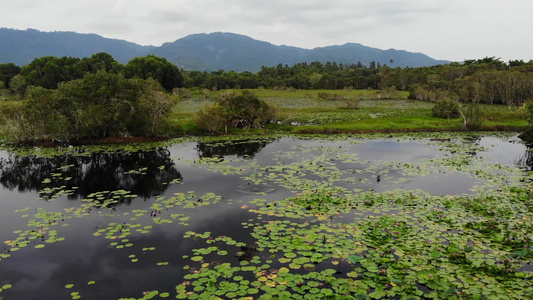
[1,0,532,62]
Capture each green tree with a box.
[22,86,69,140]
[124,55,183,90]
[196,91,275,132]
[138,79,176,134]
[79,52,123,74]
[6,71,174,141]
[431,98,461,119]
[459,104,483,130]
[9,74,26,99]
[20,56,83,89]
[195,103,227,133]
[0,63,22,87]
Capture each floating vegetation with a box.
[0,133,532,299]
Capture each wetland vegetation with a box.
[1,55,533,142]
[0,54,532,299]
[0,133,532,299]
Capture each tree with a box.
[431,98,460,119]
[20,56,85,89]
[196,91,275,132]
[459,104,483,130]
[6,71,174,141]
[79,52,123,74]
[0,63,22,87]
[138,79,176,134]
[123,55,183,90]
[9,74,26,99]
[21,86,69,140]
[195,103,227,133]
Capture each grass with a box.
[167,89,528,135]
[0,89,528,140]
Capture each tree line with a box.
[0,53,183,100]
[2,54,532,106]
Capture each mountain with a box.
[149,33,307,72]
[151,32,449,72]
[0,28,155,65]
[302,43,448,70]
[0,28,449,71]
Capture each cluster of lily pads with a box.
[1,132,532,299]
[169,133,532,299]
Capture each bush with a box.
[195,91,275,132]
[459,104,483,130]
[343,98,359,109]
[525,99,533,126]
[377,86,401,99]
[195,103,226,133]
[317,92,349,100]
[519,100,533,143]
[172,87,192,98]
[432,98,461,119]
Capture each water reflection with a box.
[0,148,181,199]
[195,139,274,158]
[517,147,533,171]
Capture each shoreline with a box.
[6,126,530,148]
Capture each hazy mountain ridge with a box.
[0,28,155,65]
[0,28,449,71]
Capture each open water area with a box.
[0,132,531,299]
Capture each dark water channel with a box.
[0,134,530,299]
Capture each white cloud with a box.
[0,0,531,62]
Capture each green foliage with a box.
[432,98,460,119]
[21,56,83,89]
[9,74,26,99]
[459,104,483,130]
[1,71,173,141]
[525,99,533,126]
[195,103,226,133]
[219,91,276,128]
[317,92,349,100]
[0,63,21,87]
[172,87,192,98]
[344,98,359,109]
[196,91,275,132]
[78,52,123,74]
[3,49,533,108]
[124,55,182,90]
[519,100,533,142]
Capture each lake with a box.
[0,133,531,299]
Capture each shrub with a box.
[459,104,483,130]
[519,100,533,142]
[172,87,192,98]
[318,93,349,100]
[377,86,401,99]
[432,98,461,119]
[343,98,359,109]
[201,89,211,98]
[525,99,533,126]
[195,91,276,132]
[195,103,226,133]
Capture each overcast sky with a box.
[1,0,531,62]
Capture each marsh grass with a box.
[165,89,526,134]
[2,89,525,138]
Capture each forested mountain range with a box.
[0,28,155,66]
[0,28,449,71]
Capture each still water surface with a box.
[0,134,530,299]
